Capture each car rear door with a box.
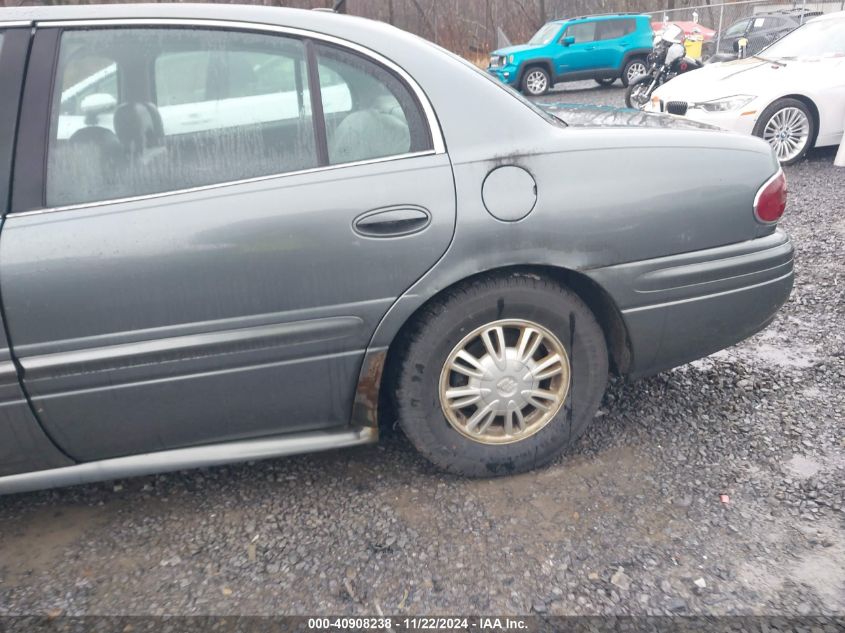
[0,21,455,462]
[594,18,633,70]
[0,24,72,476]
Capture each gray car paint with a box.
[2,154,456,461]
[0,5,793,489]
[0,27,74,476]
[0,308,72,476]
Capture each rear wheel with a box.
[522,67,551,96]
[394,273,609,477]
[621,58,648,87]
[753,98,814,166]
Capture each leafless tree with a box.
[0,0,687,58]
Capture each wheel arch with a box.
[517,60,554,86]
[621,49,651,67]
[351,264,631,431]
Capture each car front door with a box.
[0,23,455,462]
[555,21,599,76]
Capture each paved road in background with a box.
[1,83,843,617]
[533,80,629,107]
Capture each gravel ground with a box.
[0,82,843,617]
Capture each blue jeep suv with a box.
[488,14,654,96]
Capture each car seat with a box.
[50,125,125,204]
[114,102,166,164]
[329,108,411,164]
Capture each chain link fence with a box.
[648,0,844,59]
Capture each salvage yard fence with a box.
[648,0,845,58]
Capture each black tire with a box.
[621,57,648,87]
[752,97,815,166]
[595,77,616,87]
[394,273,609,477]
[625,75,654,109]
[521,66,551,96]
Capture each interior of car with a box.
[46,27,426,208]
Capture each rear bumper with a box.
[586,229,794,379]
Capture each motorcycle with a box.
[625,24,703,109]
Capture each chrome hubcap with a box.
[627,62,647,81]
[763,107,810,162]
[526,70,548,94]
[439,319,571,445]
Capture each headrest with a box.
[114,102,164,154]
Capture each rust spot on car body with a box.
[351,351,386,429]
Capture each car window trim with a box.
[0,28,33,217]
[10,27,59,214]
[304,39,330,167]
[10,17,446,216]
[12,149,440,218]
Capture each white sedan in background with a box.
[647,11,845,164]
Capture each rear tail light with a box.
[754,169,787,224]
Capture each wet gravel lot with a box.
[0,82,843,617]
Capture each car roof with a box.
[0,3,442,77]
[0,2,379,31]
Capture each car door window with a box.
[154,51,210,107]
[751,17,768,31]
[597,19,634,40]
[56,53,119,142]
[46,28,317,208]
[564,22,597,43]
[317,63,353,115]
[314,43,432,165]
